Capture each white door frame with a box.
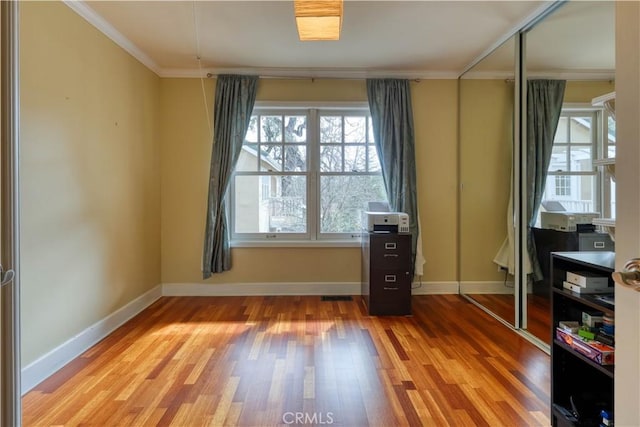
[1,1,22,425]
[614,2,640,425]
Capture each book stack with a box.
[562,270,612,294]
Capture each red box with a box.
[556,327,614,365]
[572,339,614,365]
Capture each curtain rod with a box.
[504,78,614,83]
[205,72,422,83]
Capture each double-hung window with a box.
[539,106,616,222]
[230,105,387,243]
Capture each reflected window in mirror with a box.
[536,106,616,225]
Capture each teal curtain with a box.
[527,79,566,281]
[203,75,258,278]
[367,79,421,275]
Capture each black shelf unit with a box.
[550,251,615,427]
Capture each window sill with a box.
[230,240,361,248]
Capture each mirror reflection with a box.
[459,1,615,345]
[523,0,615,344]
[459,36,517,328]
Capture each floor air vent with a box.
[321,296,353,301]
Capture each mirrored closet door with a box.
[459,35,520,328]
[521,1,616,344]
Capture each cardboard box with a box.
[582,311,604,327]
[556,328,578,347]
[566,271,609,288]
[563,281,611,294]
[571,338,614,365]
[558,320,580,333]
[555,327,615,365]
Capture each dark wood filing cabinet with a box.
[361,232,412,315]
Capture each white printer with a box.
[541,211,600,232]
[363,211,410,234]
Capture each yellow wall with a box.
[459,79,513,281]
[564,80,615,103]
[159,78,459,285]
[20,2,161,366]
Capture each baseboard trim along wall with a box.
[162,281,461,296]
[22,281,459,394]
[21,284,163,395]
[459,281,516,294]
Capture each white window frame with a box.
[545,104,614,218]
[229,102,386,246]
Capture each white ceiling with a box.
[67,0,549,77]
[71,0,556,79]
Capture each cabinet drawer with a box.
[370,272,410,296]
[370,235,411,269]
[578,233,614,251]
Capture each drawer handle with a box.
[594,241,605,249]
[383,286,399,291]
[385,275,397,282]
[385,243,397,250]
[384,254,398,258]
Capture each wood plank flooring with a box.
[466,294,551,344]
[23,295,550,426]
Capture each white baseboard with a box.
[162,282,361,296]
[21,284,162,395]
[411,281,460,295]
[163,281,461,296]
[459,281,516,295]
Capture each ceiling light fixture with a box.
[294,0,343,41]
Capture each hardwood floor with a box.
[466,294,551,344]
[23,295,550,426]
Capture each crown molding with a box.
[160,67,461,80]
[63,0,162,76]
[462,69,615,81]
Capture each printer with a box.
[363,211,410,234]
[541,211,600,232]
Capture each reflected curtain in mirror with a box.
[526,79,566,281]
[203,75,259,278]
[366,79,424,275]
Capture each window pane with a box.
[246,116,258,142]
[554,117,568,142]
[320,175,387,233]
[610,179,616,219]
[607,115,616,143]
[320,116,342,143]
[261,116,282,142]
[542,175,596,213]
[368,118,375,142]
[569,146,593,172]
[569,117,592,143]
[344,146,367,172]
[549,146,568,171]
[234,175,306,233]
[284,116,306,143]
[236,144,259,171]
[283,145,307,172]
[344,116,366,143]
[320,146,342,172]
[368,146,381,172]
[260,145,283,172]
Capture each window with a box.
[539,107,616,222]
[230,106,387,242]
[555,175,571,196]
